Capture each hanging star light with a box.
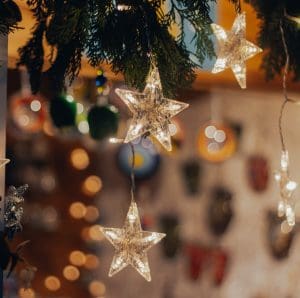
[211,12,262,89]
[115,64,189,151]
[274,150,298,226]
[0,158,9,168]
[100,201,165,281]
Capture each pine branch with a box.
[0,0,22,35]
[245,0,300,81]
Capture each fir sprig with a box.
[18,0,215,96]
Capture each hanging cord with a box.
[278,20,290,152]
[235,0,242,14]
[139,4,156,64]
[129,142,136,202]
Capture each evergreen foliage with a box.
[1,0,299,95]
[0,0,22,35]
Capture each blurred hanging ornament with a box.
[181,159,202,196]
[197,122,237,163]
[49,94,77,128]
[185,244,206,281]
[4,184,28,239]
[0,158,10,168]
[117,138,160,180]
[247,155,269,192]
[208,187,234,236]
[100,201,165,281]
[10,94,47,134]
[159,214,181,259]
[211,12,262,88]
[88,105,119,140]
[274,151,298,227]
[87,69,119,140]
[210,249,229,286]
[115,63,189,151]
[95,69,108,94]
[267,211,294,260]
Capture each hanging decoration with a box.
[5,184,28,239]
[88,106,119,140]
[87,70,119,141]
[211,12,262,88]
[10,94,47,134]
[101,142,165,281]
[159,214,181,259]
[117,139,160,180]
[49,94,77,129]
[185,244,229,285]
[0,184,36,285]
[273,21,298,228]
[197,122,237,163]
[181,159,202,196]
[246,155,269,192]
[100,200,165,281]
[208,187,234,236]
[267,211,294,260]
[0,0,21,36]
[274,151,297,226]
[116,63,189,151]
[0,159,10,168]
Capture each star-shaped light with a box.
[0,158,10,168]
[115,65,189,151]
[274,150,298,226]
[211,12,262,89]
[100,201,165,281]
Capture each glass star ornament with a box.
[100,201,165,281]
[274,151,298,226]
[211,12,262,89]
[0,158,10,168]
[115,65,189,151]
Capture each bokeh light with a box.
[88,281,106,296]
[70,148,90,170]
[84,205,100,222]
[44,276,61,291]
[89,225,105,241]
[63,265,80,281]
[69,250,86,267]
[19,288,35,298]
[69,202,87,219]
[82,175,102,196]
[84,254,100,270]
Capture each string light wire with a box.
[278,20,290,152]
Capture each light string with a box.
[278,20,290,153]
[235,0,242,14]
[129,142,136,202]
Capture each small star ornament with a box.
[115,64,189,151]
[274,150,298,226]
[211,12,262,88]
[100,201,165,281]
[0,158,10,168]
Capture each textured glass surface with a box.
[116,66,189,151]
[0,158,9,168]
[211,12,262,89]
[274,150,298,226]
[100,202,165,281]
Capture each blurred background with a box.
[3,1,300,298]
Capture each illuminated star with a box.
[274,150,298,226]
[115,65,189,151]
[0,158,10,168]
[211,12,262,88]
[100,201,165,281]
